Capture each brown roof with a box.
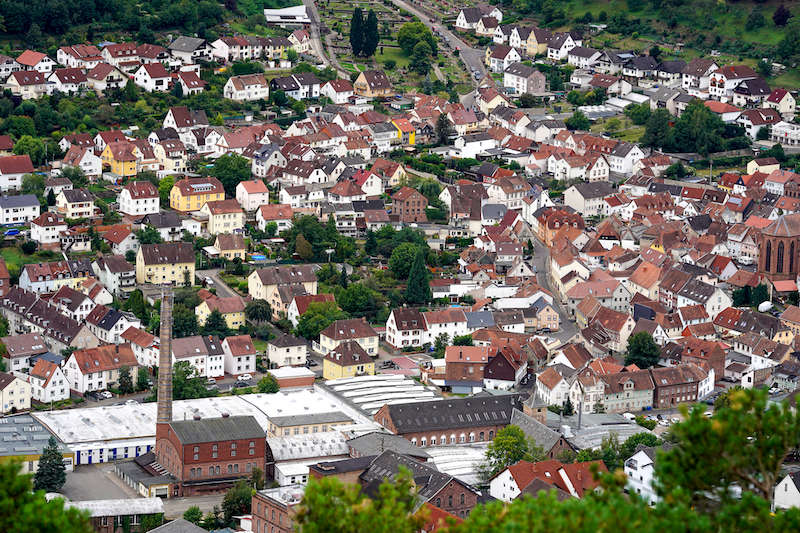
[1,333,48,357]
[124,181,158,199]
[360,70,391,90]
[592,307,631,333]
[139,242,194,265]
[321,318,377,341]
[0,155,34,174]
[224,335,257,356]
[120,326,156,348]
[29,359,60,387]
[536,366,563,390]
[781,305,800,325]
[602,369,654,394]
[202,293,245,314]
[228,74,266,91]
[329,179,364,198]
[392,186,426,202]
[259,204,293,221]
[215,233,245,251]
[629,261,661,289]
[293,293,335,316]
[71,344,137,374]
[16,50,47,66]
[325,340,370,366]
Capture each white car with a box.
[125,399,138,406]
[100,391,113,399]
[622,412,636,421]
[239,374,253,382]
[670,416,681,424]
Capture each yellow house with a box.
[322,340,375,380]
[391,118,415,146]
[214,233,246,260]
[526,28,551,57]
[135,242,195,285]
[153,139,188,174]
[200,199,245,235]
[196,290,246,329]
[170,177,225,212]
[247,264,318,304]
[101,141,138,178]
[319,318,379,356]
[55,188,95,219]
[353,70,393,98]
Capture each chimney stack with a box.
[157,286,174,424]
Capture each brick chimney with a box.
[157,287,173,424]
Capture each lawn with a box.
[0,246,60,275]
[252,338,270,352]
[375,47,410,68]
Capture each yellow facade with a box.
[169,188,225,212]
[322,358,375,380]
[392,121,415,146]
[319,333,379,357]
[100,144,137,178]
[195,301,245,329]
[201,209,245,236]
[135,248,195,285]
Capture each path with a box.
[302,0,349,78]
[197,267,239,299]
[531,236,579,344]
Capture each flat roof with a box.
[0,414,71,457]
[320,374,442,415]
[269,366,315,378]
[269,411,352,427]
[64,498,164,517]
[423,445,488,486]
[33,387,375,448]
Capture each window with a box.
[448,495,453,507]
[460,493,465,505]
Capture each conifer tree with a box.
[33,437,66,492]
[350,8,364,56]
[362,10,379,57]
[405,248,431,305]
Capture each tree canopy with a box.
[624,332,660,368]
[295,301,348,340]
[480,425,545,480]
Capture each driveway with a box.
[197,268,239,299]
[388,0,486,82]
[61,464,135,501]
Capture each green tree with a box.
[657,388,800,505]
[210,154,252,196]
[1,460,92,532]
[264,221,278,238]
[388,242,419,279]
[565,110,590,131]
[563,397,575,416]
[202,309,229,339]
[296,233,313,260]
[624,101,652,125]
[435,112,454,146]
[405,247,431,305]
[135,225,163,245]
[183,506,203,525]
[122,79,137,101]
[433,333,449,358]
[453,334,473,346]
[118,366,134,394]
[33,437,67,492]
[295,301,348,340]
[620,432,661,460]
[641,108,672,149]
[745,7,766,30]
[410,41,432,75]
[21,173,45,198]
[397,22,436,56]
[286,48,299,62]
[671,100,725,155]
[46,188,56,206]
[222,480,252,525]
[245,299,272,323]
[173,304,199,338]
[257,374,279,394]
[123,289,148,320]
[136,367,150,392]
[172,361,217,400]
[480,425,546,480]
[774,4,792,27]
[158,175,174,206]
[350,8,364,56]
[339,283,382,320]
[752,284,769,307]
[13,135,45,165]
[296,467,424,533]
[362,10,379,57]
[365,230,377,255]
[625,332,660,368]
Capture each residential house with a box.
[170,177,225,212]
[503,62,546,96]
[196,289,245,330]
[4,70,48,99]
[353,70,393,98]
[64,344,137,394]
[221,335,257,376]
[135,242,195,285]
[319,318,378,356]
[0,155,34,192]
[0,372,31,413]
[487,45,521,73]
[224,74,269,101]
[30,212,67,249]
[93,255,136,297]
[0,195,39,225]
[48,68,88,95]
[200,199,245,235]
[133,63,171,92]
[119,181,159,217]
[61,145,101,178]
[267,333,308,368]
[392,186,428,223]
[86,63,126,93]
[323,340,375,380]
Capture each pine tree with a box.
[365,230,377,255]
[350,8,364,56]
[296,234,313,260]
[46,188,56,206]
[774,4,792,27]
[435,113,454,146]
[118,366,133,394]
[405,247,431,305]
[362,10,379,57]
[33,437,66,492]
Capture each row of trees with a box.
[397,22,438,75]
[349,8,379,57]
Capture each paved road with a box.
[302,0,349,77]
[163,494,225,519]
[388,0,486,82]
[531,236,579,344]
[197,268,239,299]
[61,464,135,501]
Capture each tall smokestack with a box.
[157,286,174,424]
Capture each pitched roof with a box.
[321,318,377,341]
[139,242,194,265]
[381,395,518,433]
[169,415,265,444]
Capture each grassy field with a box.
[375,47,411,68]
[590,117,645,143]
[0,246,60,275]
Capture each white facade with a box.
[624,448,659,505]
[266,340,308,368]
[0,374,31,413]
[118,188,159,217]
[775,474,800,511]
[0,197,40,224]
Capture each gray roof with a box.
[511,409,564,451]
[346,431,430,459]
[309,455,377,475]
[141,211,181,228]
[383,395,519,433]
[571,181,615,199]
[360,451,461,508]
[465,310,495,329]
[504,62,538,78]
[482,203,508,220]
[269,411,352,427]
[169,36,206,52]
[269,333,306,348]
[0,194,39,209]
[0,413,69,457]
[168,415,265,444]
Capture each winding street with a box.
[530,236,580,344]
[301,0,350,78]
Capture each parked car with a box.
[239,374,253,382]
[234,380,250,388]
[206,378,216,385]
[100,391,113,399]
[125,399,139,406]
[622,412,636,421]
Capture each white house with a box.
[547,33,578,61]
[62,145,102,177]
[320,79,354,104]
[256,204,294,233]
[30,212,67,247]
[624,446,661,506]
[221,335,257,377]
[564,181,615,217]
[48,68,88,95]
[119,181,159,216]
[488,45,521,73]
[0,194,40,224]
[63,345,138,394]
[133,63,171,92]
[25,359,69,403]
[121,326,159,368]
[223,74,269,102]
[774,473,800,511]
[266,333,308,368]
[236,180,271,211]
[0,372,31,413]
